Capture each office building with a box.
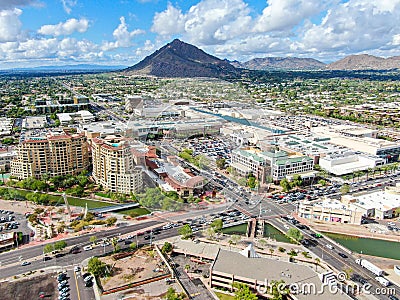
[91,136,143,194]
[11,131,89,179]
[231,148,314,183]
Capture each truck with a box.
[375,276,390,287]
[355,259,384,276]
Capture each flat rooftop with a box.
[212,249,349,300]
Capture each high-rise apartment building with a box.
[91,136,143,194]
[11,131,90,179]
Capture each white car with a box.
[83,245,93,251]
[325,244,334,250]
[74,266,81,272]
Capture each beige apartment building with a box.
[91,136,143,194]
[11,132,89,179]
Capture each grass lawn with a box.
[95,192,111,198]
[214,292,235,300]
[118,207,150,216]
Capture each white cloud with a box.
[299,0,400,54]
[151,4,185,36]
[151,0,252,45]
[0,9,23,42]
[38,18,89,36]
[61,0,77,14]
[101,16,145,51]
[254,0,335,33]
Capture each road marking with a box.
[74,270,82,300]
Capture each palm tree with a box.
[314,258,320,271]
[269,248,274,257]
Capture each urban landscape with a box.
[1,1,400,300]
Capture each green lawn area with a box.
[95,192,112,198]
[214,292,235,300]
[118,207,150,216]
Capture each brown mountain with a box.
[124,39,241,78]
[232,57,326,70]
[327,54,400,70]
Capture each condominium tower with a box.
[91,136,143,194]
[11,132,90,179]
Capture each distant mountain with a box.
[326,54,400,70]
[3,64,126,72]
[231,57,326,70]
[124,39,241,78]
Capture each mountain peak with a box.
[124,39,240,78]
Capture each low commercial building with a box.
[0,232,15,251]
[125,95,143,112]
[148,156,205,197]
[57,110,95,125]
[91,136,143,194]
[312,126,400,163]
[128,119,223,140]
[319,151,384,176]
[34,94,89,114]
[22,116,48,129]
[298,198,363,224]
[343,184,400,219]
[210,245,349,300]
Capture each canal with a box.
[324,232,400,260]
[222,223,293,244]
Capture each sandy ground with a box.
[100,249,165,291]
[0,271,58,300]
[0,199,37,215]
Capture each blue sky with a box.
[1,0,400,68]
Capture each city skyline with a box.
[1,0,400,69]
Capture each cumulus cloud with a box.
[254,0,335,33]
[151,0,251,45]
[151,4,185,36]
[102,16,145,51]
[0,9,23,42]
[38,18,89,36]
[61,0,77,14]
[0,0,41,10]
[299,0,400,54]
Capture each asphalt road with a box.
[268,217,400,300]
[0,220,162,278]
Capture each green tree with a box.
[318,179,326,186]
[129,242,137,250]
[210,218,223,232]
[280,178,291,192]
[106,217,117,226]
[270,280,290,300]
[87,257,107,277]
[165,287,185,300]
[233,283,258,300]
[216,158,226,169]
[286,228,303,242]
[89,236,97,245]
[43,243,54,254]
[54,240,67,250]
[161,242,173,254]
[340,184,350,194]
[178,224,193,239]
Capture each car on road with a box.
[338,252,348,258]
[83,245,93,251]
[74,266,81,272]
[21,261,30,266]
[325,244,334,250]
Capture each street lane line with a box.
[74,270,82,300]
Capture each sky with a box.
[1,0,400,69]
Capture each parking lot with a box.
[0,209,30,236]
[181,137,236,162]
